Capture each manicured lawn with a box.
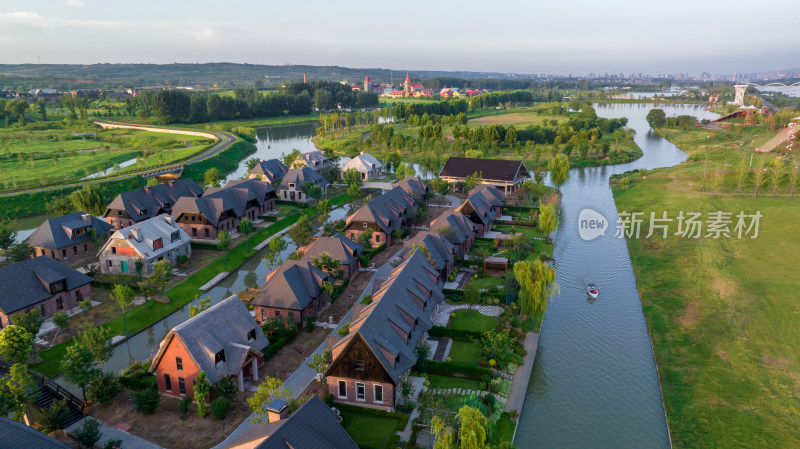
[449,309,497,332]
[466,276,504,292]
[447,340,483,365]
[427,373,485,391]
[492,413,516,444]
[339,409,406,449]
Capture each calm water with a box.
[514,103,718,449]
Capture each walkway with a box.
[66,417,166,449]
[755,124,798,152]
[362,181,395,190]
[504,332,539,415]
[433,303,503,327]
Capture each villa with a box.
[342,152,383,181]
[429,210,478,257]
[296,234,363,280]
[252,260,333,325]
[277,167,329,203]
[439,157,530,194]
[25,212,112,263]
[97,214,191,276]
[103,179,204,229]
[342,186,417,248]
[248,158,289,185]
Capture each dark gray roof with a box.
[440,157,529,182]
[278,167,329,190]
[328,251,443,383]
[345,186,416,235]
[252,260,332,311]
[470,184,505,207]
[103,178,203,222]
[249,159,289,183]
[404,231,455,273]
[150,295,268,384]
[229,396,358,449]
[457,191,496,226]
[0,256,93,314]
[24,212,112,250]
[429,210,477,245]
[0,417,71,449]
[300,234,363,266]
[172,179,275,227]
[397,176,429,199]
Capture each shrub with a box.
[177,255,189,264]
[211,397,231,420]
[118,375,157,391]
[216,376,238,400]
[305,315,316,332]
[179,396,191,415]
[360,293,373,305]
[133,388,161,415]
[324,393,334,407]
[70,418,102,449]
[87,374,120,404]
[104,439,123,449]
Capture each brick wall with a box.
[327,376,395,412]
[0,284,89,328]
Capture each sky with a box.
[1,0,799,76]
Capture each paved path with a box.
[504,332,539,415]
[433,303,503,326]
[445,194,461,208]
[362,181,395,190]
[756,124,797,152]
[66,417,166,449]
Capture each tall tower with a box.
[404,72,412,95]
[364,75,371,93]
[303,73,307,84]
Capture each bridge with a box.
[734,82,800,105]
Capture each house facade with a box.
[103,179,204,229]
[97,214,191,276]
[343,187,417,248]
[247,158,289,185]
[25,212,113,263]
[396,176,429,203]
[429,210,477,258]
[439,157,530,194]
[296,234,363,280]
[251,260,332,325]
[342,152,383,181]
[171,178,276,241]
[0,256,92,328]
[277,167,329,203]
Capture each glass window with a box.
[354,360,365,371]
[178,377,186,395]
[215,350,226,365]
[338,380,347,398]
[356,382,365,400]
[56,297,63,310]
[288,312,294,322]
[164,374,172,392]
[374,385,383,403]
[261,309,266,322]
[176,357,183,371]
[247,329,257,342]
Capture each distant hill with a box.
[0,63,537,90]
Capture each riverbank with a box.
[612,125,800,448]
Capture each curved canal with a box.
[514,103,718,449]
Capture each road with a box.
[0,120,239,197]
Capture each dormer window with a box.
[153,238,163,250]
[171,231,180,242]
[49,280,66,294]
[140,209,147,215]
[215,350,226,365]
[247,329,256,342]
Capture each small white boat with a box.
[587,283,598,299]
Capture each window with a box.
[362,223,368,229]
[215,350,226,365]
[375,234,380,243]
[40,304,46,316]
[176,357,183,371]
[204,229,210,237]
[56,297,63,310]
[350,233,355,240]
[192,228,197,237]
[171,231,180,242]
[274,311,281,318]
[107,260,112,268]
[153,238,163,250]
[73,245,78,255]
[111,247,116,254]
[288,312,294,322]
[50,281,65,294]
[356,382,365,401]
[338,380,347,398]
[374,385,383,403]
[261,309,266,322]
[178,377,186,395]
[117,211,122,216]
[247,329,257,342]
[75,289,83,301]
[51,251,55,258]
[354,360,365,371]
[62,249,67,258]
[164,374,172,392]
[83,243,88,252]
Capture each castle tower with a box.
[404,72,412,96]
[303,73,307,84]
[364,75,371,93]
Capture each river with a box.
[514,103,718,449]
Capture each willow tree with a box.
[431,415,454,449]
[456,405,488,449]
[537,203,559,236]
[513,259,557,327]
[69,184,104,216]
[548,153,570,191]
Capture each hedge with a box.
[427,360,493,379]
[428,326,482,341]
[119,375,158,391]
[191,241,221,251]
[336,402,410,424]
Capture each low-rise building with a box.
[296,234,363,280]
[0,256,92,328]
[342,152,383,181]
[343,187,417,248]
[428,210,477,258]
[25,212,113,262]
[277,167,329,203]
[456,191,497,236]
[103,179,204,229]
[150,295,269,399]
[97,214,191,276]
[402,231,456,282]
[396,176,429,203]
[247,158,289,185]
[439,157,530,194]
[469,184,505,216]
[171,179,276,240]
[296,150,331,171]
[251,260,332,325]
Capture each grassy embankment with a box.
[612,122,800,448]
[31,192,353,376]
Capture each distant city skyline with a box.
[1,0,798,77]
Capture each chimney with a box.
[168,180,176,188]
[266,399,288,422]
[360,151,364,155]
[144,186,152,195]
[130,228,142,242]
[81,213,91,223]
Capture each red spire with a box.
[365,75,371,83]
[404,72,411,83]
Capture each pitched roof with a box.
[150,295,268,384]
[396,176,429,199]
[470,184,505,207]
[327,251,443,383]
[228,396,359,449]
[429,210,477,245]
[342,153,383,173]
[403,231,455,273]
[0,256,93,314]
[457,191,496,226]
[172,178,275,227]
[439,157,529,182]
[98,214,190,261]
[103,178,203,222]
[299,150,329,168]
[300,234,363,266]
[24,212,112,250]
[0,417,71,449]
[248,159,289,183]
[345,186,416,235]
[278,167,329,191]
[252,260,332,311]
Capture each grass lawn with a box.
[466,276,504,292]
[339,408,407,449]
[426,373,485,391]
[491,413,516,444]
[612,124,800,448]
[449,309,497,332]
[447,340,483,365]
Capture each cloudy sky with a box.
[1,0,798,76]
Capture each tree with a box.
[150,259,173,296]
[52,311,69,343]
[317,199,331,223]
[400,377,414,412]
[346,182,362,199]
[37,102,47,121]
[39,398,69,435]
[548,153,570,190]
[69,417,102,449]
[395,163,408,180]
[238,218,255,252]
[248,377,293,424]
[76,327,114,367]
[61,343,98,404]
[0,363,36,422]
[10,309,42,358]
[768,157,786,195]
[431,415,455,449]
[266,235,288,268]
[307,350,331,381]
[612,129,625,152]
[281,149,302,168]
[111,284,134,332]
[789,165,799,197]
[537,203,559,236]
[464,282,480,314]
[415,342,431,373]
[735,158,748,195]
[288,215,313,246]
[245,157,261,171]
[463,171,482,192]
[646,109,667,128]
[8,243,35,262]
[189,297,211,317]
[204,167,221,187]
[456,405,488,449]
[513,259,557,325]
[69,185,104,216]
[137,278,153,305]
[753,160,766,196]
[312,252,343,279]
[430,177,451,205]
[321,280,335,302]
[0,219,18,262]
[0,325,33,364]
[357,227,374,248]
[194,371,211,418]
[505,125,517,147]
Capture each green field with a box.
[427,373,485,391]
[613,123,800,448]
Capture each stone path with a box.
[66,417,166,449]
[433,303,503,326]
[426,388,507,404]
[504,332,539,415]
